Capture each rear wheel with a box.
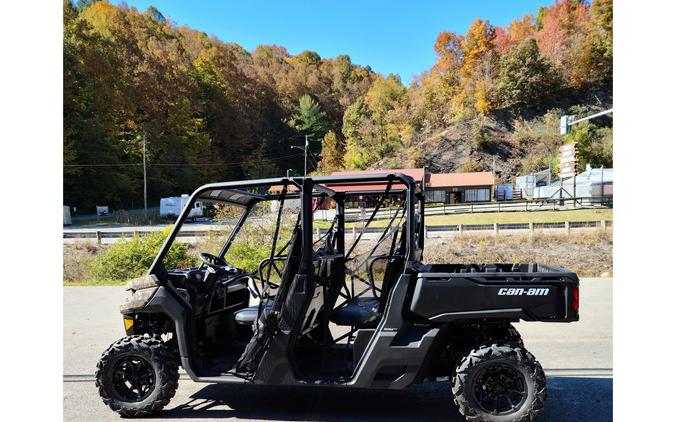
[451,343,546,422]
[95,335,179,417]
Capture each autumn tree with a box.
[461,19,496,78]
[535,0,590,85]
[433,31,464,76]
[572,0,612,87]
[498,38,558,113]
[318,131,344,174]
[494,15,536,53]
[343,75,410,169]
[461,19,499,114]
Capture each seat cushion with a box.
[330,297,380,327]
[234,302,273,325]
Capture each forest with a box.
[64,0,612,211]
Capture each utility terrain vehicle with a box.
[96,174,579,421]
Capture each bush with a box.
[221,212,296,273]
[88,227,193,282]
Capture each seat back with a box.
[269,227,302,313]
[377,256,404,313]
[377,225,407,313]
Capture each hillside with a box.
[64,0,612,210]
[372,97,612,183]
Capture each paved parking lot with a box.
[64,278,612,421]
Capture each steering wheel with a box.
[199,252,233,271]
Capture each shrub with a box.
[88,227,193,282]
[224,214,296,273]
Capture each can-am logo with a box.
[498,288,549,296]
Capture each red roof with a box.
[268,169,493,194]
[327,168,426,192]
[429,172,494,188]
[331,168,426,182]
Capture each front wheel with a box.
[451,343,546,422]
[95,335,179,417]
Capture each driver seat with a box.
[330,226,407,327]
[233,228,302,325]
[329,256,404,327]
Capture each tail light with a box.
[571,287,579,312]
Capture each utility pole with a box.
[304,135,309,177]
[291,135,315,177]
[143,132,148,217]
[604,165,605,205]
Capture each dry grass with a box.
[63,229,612,285]
[423,230,613,277]
[63,241,103,283]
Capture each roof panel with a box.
[429,172,494,188]
[331,168,426,182]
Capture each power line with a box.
[64,163,143,167]
[63,153,304,169]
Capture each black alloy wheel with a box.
[96,335,179,417]
[111,355,156,402]
[472,362,527,414]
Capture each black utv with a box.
[96,174,579,421]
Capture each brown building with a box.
[275,168,495,207]
[426,172,494,203]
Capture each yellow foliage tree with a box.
[461,18,496,79]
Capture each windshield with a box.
[162,193,301,275]
[222,201,298,274]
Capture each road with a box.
[64,278,612,421]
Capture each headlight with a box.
[120,286,158,313]
[126,274,159,291]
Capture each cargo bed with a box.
[410,263,579,323]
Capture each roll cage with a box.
[148,173,424,282]
[145,173,426,384]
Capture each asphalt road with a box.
[63,278,612,421]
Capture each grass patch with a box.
[421,208,612,226]
[329,207,613,228]
[423,230,613,277]
[64,280,127,286]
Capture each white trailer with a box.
[160,194,203,221]
[63,206,72,225]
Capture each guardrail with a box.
[64,220,612,244]
[333,220,611,238]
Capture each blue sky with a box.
[122,0,549,85]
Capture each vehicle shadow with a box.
[161,376,612,421]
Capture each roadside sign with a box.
[560,143,575,155]
[560,164,576,179]
[96,206,109,217]
[559,144,576,179]
[560,115,573,135]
